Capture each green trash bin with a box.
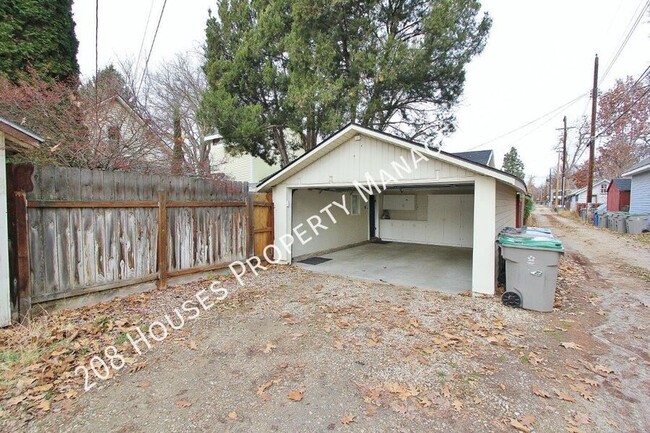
[497,234,564,312]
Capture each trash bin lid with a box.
[497,233,564,252]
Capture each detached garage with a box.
[258,124,526,295]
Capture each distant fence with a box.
[6,164,274,319]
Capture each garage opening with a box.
[292,184,475,293]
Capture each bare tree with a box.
[140,52,213,175]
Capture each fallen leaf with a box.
[578,377,599,387]
[554,389,576,402]
[452,399,463,412]
[510,418,531,433]
[442,384,451,398]
[176,399,192,408]
[606,418,619,427]
[594,364,614,375]
[570,384,594,401]
[256,379,278,401]
[189,341,198,350]
[364,405,378,416]
[519,415,536,427]
[7,395,25,406]
[340,414,356,425]
[560,342,583,351]
[263,342,277,354]
[228,411,237,419]
[531,384,551,398]
[136,381,151,388]
[574,412,590,425]
[37,399,51,412]
[288,389,304,401]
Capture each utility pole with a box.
[561,116,567,208]
[587,54,599,205]
[554,150,561,211]
[548,168,552,206]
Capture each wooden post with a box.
[247,190,255,258]
[14,192,31,320]
[157,191,168,289]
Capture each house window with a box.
[108,126,121,145]
[350,193,361,215]
[600,183,608,194]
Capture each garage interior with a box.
[293,184,475,293]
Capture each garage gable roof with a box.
[257,124,526,192]
[0,116,43,149]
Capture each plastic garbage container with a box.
[598,212,609,228]
[614,213,628,233]
[626,214,650,234]
[497,234,564,313]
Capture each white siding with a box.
[629,171,650,213]
[495,181,516,235]
[210,144,252,182]
[252,156,281,183]
[0,133,11,326]
[292,190,368,257]
[283,135,476,186]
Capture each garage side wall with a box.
[0,133,10,326]
[292,190,368,258]
[495,182,517,235]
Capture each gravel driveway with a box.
[2,207,649,433]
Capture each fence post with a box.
[157,191,168,289]
[247,191,255,258]
[9,164,34,321]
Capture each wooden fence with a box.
[6,164,275,319]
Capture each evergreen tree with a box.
[202,0,491,166]
[501,147,525,179]
[0,0,79,82]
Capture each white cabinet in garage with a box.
[379,193,474,248]
[427,194,473,247]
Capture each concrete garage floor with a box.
[296,242,473,293]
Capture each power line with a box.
[135,0,156,77]
[465,92,589,151]
[599,0,650,84]
[136,0,169,96]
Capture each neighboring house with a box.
[86,95,170,171]
[565,179,609,211]
[622,157,650,214]
[0,116,42,327]
[453,150,496,168]
[207,134,281,188]
[606,178,631,212]
[258,124,526,296]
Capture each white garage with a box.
[257,124,526,295]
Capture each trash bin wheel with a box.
[502,291,522,308]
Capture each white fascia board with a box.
[258,124,526,193]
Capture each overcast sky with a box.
[72,0,650,182]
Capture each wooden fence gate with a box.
[6,164,275,320]
[252,193,274,258]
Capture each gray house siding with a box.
[629,171,650,213]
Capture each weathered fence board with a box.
[18,165,250,306]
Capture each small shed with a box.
[565,179,609,211]
[258,124,526,295]
[622,157,650,214]
[606,178,631,212]
[0,116,42,326]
